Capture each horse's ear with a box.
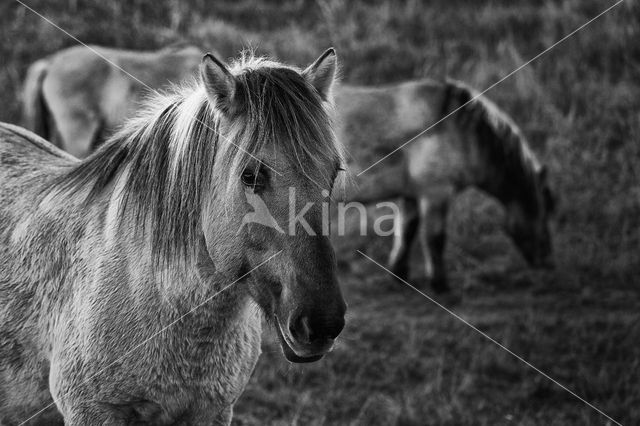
[303,48,337,101]
[200,53,235,113]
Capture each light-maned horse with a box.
[2,49,346,425]
[23,45,555,293]
[22,44,203,158]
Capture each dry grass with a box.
[1,0,639,424]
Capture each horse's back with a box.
[336,79,445,145]
[0,122,73,216]
[0,122,75,170]
[111,45,201,87]
[335,79,468,200]
[0,122,74,237]
[44,44,201,102]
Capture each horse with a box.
[22,44,203,158]
[22,45,555,293]
[335,79,555,292]
[1,49,346,425]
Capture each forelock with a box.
[219,57,342,187]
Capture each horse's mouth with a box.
[274,318,328,363]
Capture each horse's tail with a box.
[22,58,51,140]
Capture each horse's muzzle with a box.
[275,315,342,363]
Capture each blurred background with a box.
[1,0,639,424]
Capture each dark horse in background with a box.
[336,80,555,292]
[22,45,555,293]
[2,49,345,425]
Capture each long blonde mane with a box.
[49,54,342,263]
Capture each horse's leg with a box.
[417,196,450,293]
[55,111,101,158]
[49,363,125,426]
[387,197,419,280]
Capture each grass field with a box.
[1,0,639,424]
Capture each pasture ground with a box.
[1,1,638,424]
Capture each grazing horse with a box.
[22,45,555,293]
[1,49,345,425]
[335,79,555,292]
[22,44,202,158]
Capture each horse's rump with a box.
[25,44,203,157]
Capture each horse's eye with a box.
[241,168,265,190]
[333,166,346,182]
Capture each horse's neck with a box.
[112,240,258,345]
[114,227,249,323]
[163,275,255,335]
[473,143,532,210]
[92,176,254,332]
[473,152,504,200]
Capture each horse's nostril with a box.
[289,314,345,344]
[289,315,312,344]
